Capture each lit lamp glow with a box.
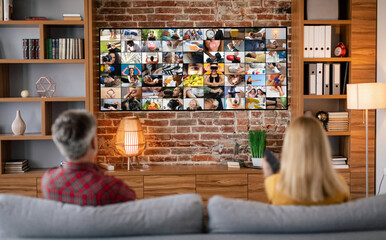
[347,83,386,197]
[115,117,146,170]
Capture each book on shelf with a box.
[63,16,82,21]
[25,16,47,21]
[63,13,81,17]
[5,159,28,165]
[5,166,30,173]
[333,164,349,169]
[304,62,348,95]
[0,0,3,21]
[45,38,84,59]
[327,112,349,132]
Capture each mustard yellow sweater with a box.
[264,173,350,206]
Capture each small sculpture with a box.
[36,77,56,98]
[20,90,29,98]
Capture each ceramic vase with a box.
[11,110,26,135]
[252,157,263,167]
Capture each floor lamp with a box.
[347,83,386,197]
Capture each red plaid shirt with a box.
[41,162,136,206]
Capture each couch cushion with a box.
[207,194,386,234]
[0,193,204,238]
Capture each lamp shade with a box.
[115,117,145,156]
[347,83,386,110]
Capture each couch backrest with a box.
[0,193,204,238]
[207,194,386,234]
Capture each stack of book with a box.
[327,112,349,132]
[1,0,13,21]
[22,39,40,59]
[332,156,349,169]
[63,13,81,21]
[4,159,30,173]
[45,38,84,59]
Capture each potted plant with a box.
[249,130,266,167]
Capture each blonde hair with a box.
[277,116,347,203]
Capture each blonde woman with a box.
[263,116,349,205]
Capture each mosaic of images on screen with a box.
[100,28,287,111]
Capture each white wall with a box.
[376,0,386,194]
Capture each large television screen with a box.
[99,27,287,111]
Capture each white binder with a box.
[316,63,323,95]
[320,26,326,58]
[325,25,332,58]
[304,26,310,58]
[308,64,317,95]
[332,63,341,95]
[308,26,314,58]
[324,63,330,95]
[314,26,320,58]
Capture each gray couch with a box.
[1,193,386,239]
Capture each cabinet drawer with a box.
[248,174,268,203]
[196,174,247,202]
[144,175,195,199]
[0,177,37,197]
[115,176,144,200]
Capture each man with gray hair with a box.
[41,110,136,206]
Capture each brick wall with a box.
[95,0,291,166]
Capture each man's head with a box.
[127,40,134,46]
[52,110,97,161]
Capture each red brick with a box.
[98,120,113,127]
[148,15,176,21]
[176,141,192,147]
[177,155,193,161]
[192,155,218,161]
[144,148,170,155]
[221,15,244,21]
[105,127,118,134]
[148,112,176,119]
[105,15,133,22]
[156,8,183,14]
[201,134,227,140]
[148,127,176,133]
[174,15,190,21]
[177,112,191,118]
[193,21,224,27]
[191,126,219,132]
[133,1,147,7]
[220,112,234,118]
[97,128,106,134]
[126,8,154,14]
[177,126,191,133]
[110,22,138,28]
[172,134,200,140]
[191,141,217,147]
[188,2,214,7]
[251,112,263,118]
[105,112,134,119]
[190,15,216,21]
[235,111,249,119]
[143,120,169,126]
[147,1,176,7]
[192,112,219,119]
[184,8,211,14]
[247,8,273,14]
[170,119,197,126]
[237,126,249,132]
[264,117,276,125]
[98,8,126,15]
[237,119,249,125]
[166,21,194,28]
[223,21,253,27]
[133,112,148,118]
[145,134,171,140]
[138,22,166,28]
[171,148,198,155]
[273,15,288,21]
[213,119,234,125]
[148,156,178,162]
[220,126,235,133]
[147,141,176,147]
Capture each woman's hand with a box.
[262,157,273,178]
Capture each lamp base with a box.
[127,156,151,171]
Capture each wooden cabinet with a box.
[116,176,144,200]
[291,0,376,198]
[0,177,37,197]
[196,174,248,203]
[248,174,269,203]
[144,175,196,199]
[0,0,92,174]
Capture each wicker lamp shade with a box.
[115,117,145,157]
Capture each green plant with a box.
[249,130,266,158]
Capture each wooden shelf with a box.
[0,133,52,140]
[303,20,352,25]
[0,59,86,64]
[0,20,84,25]
[304,57,351,62]
[0,97,86,102]
[326,131,351,136]
[303,95,347,99]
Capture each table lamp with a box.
[347,83,386,197]
[115,116,146,170]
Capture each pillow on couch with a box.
[0,193,204,238]
[207,194,386,234]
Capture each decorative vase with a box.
[252,157,263,167]
[11,110,26,135]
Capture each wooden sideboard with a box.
[0,165,351,202]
